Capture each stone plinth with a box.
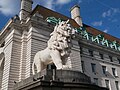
[14,70,108,90]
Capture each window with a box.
[112,68,117,76]
[89,50,93,57]
[94,78,98,85]
[91,63,96,73]
[115,81,119,90]
[117,58,120,64]
[0,41,5,47]
[80,47,83,54]
[109,56,113,62]
[102,66,107,75]
[99,53,103,59]
[0,53,5,89]
[105,79,110,89]
[81,61,85,72]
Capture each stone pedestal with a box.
[14,70,108,90]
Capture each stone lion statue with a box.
[32,20,75,75]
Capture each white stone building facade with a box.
[0,0,120,90]
[79,37,120,90]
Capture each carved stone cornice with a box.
[10,23,22,31]
[26,15,54,32]
[0,20,22,42]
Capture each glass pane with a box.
[112,68,116,76]
[94,78,98,85]
[102,66,106,74]
[89,50,93,57]
[115,81,119,90]
[105,80,109,89]
[109,56,113,62]
[99,53,103,59]
[91,63,96,73]
[81,61,85,72]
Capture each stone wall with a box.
[14,70,108,90]
[1,28,22,90]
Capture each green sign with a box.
[46,17,62,25]
[46,17,120,52]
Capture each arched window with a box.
[0,52,5,89]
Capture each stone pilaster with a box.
[70,39,82,71]
[19,29,27,81]
[1,26,22,90]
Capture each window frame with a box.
[91,63,96,73]
[115,81,119,90]
[105,79,110,89]
[102,66,107,75]
[109,56,113,62]
[81,61,85,72]
[93,78,98,85]
[112,67,117,77]
[89,50,94,57]
[99,53,104,59]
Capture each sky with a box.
[0,0,120,38]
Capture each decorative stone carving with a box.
[32,20,75,75]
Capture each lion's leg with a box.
[32,62,35,75]
[33,52,44,74]
[50,50,63,69]
[36,61,43,73]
